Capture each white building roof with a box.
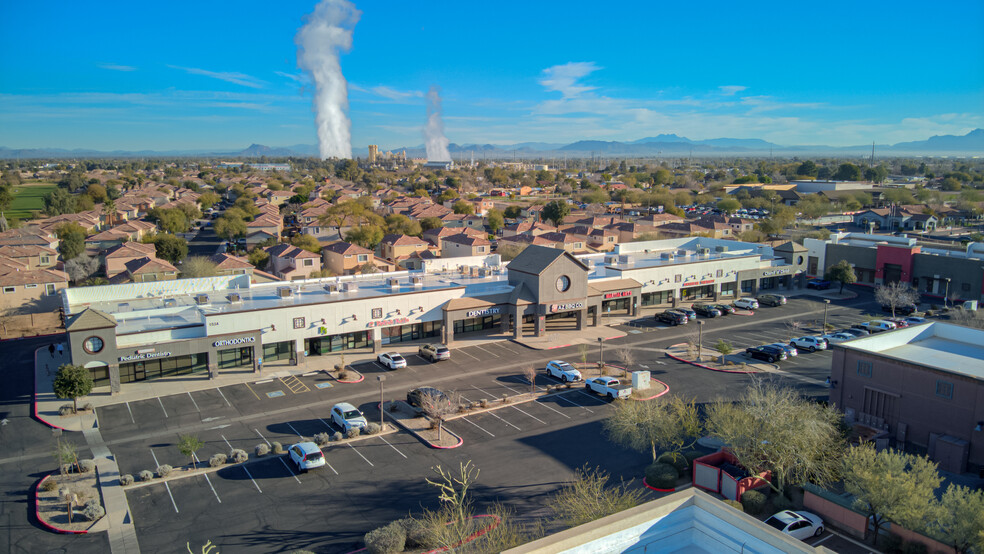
[838,322,984,380]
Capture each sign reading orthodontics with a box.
[466,307,500,318]
[603,291,632,299]
[549,302,584,313]
[213,337,257,347]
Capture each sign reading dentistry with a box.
[119,351,172,362]
[213,337,256,348]
[466,307,500,318]
[549,302,584,313]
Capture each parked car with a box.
[856,320,897,333]
[670,307,696,320]
[657,311,688,326]
[406,387,451,410]
[745,345,787,363]
[545,360,582,382]
[693,304,722,317]
[767,342,798,357]
[377,352,407,369]
[821,332,856,344]
[840,327,870,338]
[584,376,632,399]
[287,442,326,473]
[881,304,917,316]
[733,297,759,310]
[330,402,368,432]
[884,318,909,328]
[904,316,928,325]
[757,294,787,306]
[711,303,735,315]
[764,510,824,540]
[418,343,450,362]
[789,336,828,352]
[806,279,832,290]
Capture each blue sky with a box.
[1,0,982,152]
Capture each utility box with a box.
[631,370,651,391]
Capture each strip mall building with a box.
[64,238,806,393]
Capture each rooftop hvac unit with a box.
[604,255,618,264]
[194,294,209,305]
[277,287,292,298]
[163,298,177,308]
[677,249,688,257]
[324,283,339,294]
[715,246,728,252]
[341,282,358,293]
[118,302,132,313]
[387,277,400,288]
[478,268,488,277]
[410,276,424,287]
[697,248,710,256]
[227,293,242,303]
[661,252,675,260]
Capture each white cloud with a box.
[370,85,422,101]
[539,62,600,99]
[98,63,137,72]
[167,65,267,89]
[718,85,747,96]
[274,71,307,84]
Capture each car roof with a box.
[411,386,443,394]
[292,441,322,454]
[768,510,805,525]
[548,359,572,365]
[333,402,357,411]
[386,352,405,357]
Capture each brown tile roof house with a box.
[322,241,375,275]
[422,226,485,250]
[656,221,732,239]
[246,213,283,237]
[104,242,158,278]
[0,245,58,269]
[694,215,756,232]
[636,213,686,226]
[380,234,428,261]
[572,216,624,228]
[536,231,589,253]
[607,222,661,242]
[209,253,255,276]
[0,263,68,312]
[124,257,178,283]
[502,221,556,237]
[0,227,59,249]
[264,244,321,281]
[441,233,492,258]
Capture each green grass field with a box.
[7,182,57,221]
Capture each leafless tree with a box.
[522,365,537,394]
[577,343,590,365]
[64,254,100,283]
[613,345,635,378]
[180,256,219,278]
[420,390,460,441]
[875,282,920,317]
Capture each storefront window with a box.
[741,279,756,293]
[381,322,443,345]
[305,330,371,356]
[120,353,208,383]
[602,298,631,314]
[682,285,714,300]
[453,315,499,335]
[262,341,294,362]
[217,346,253,370]
[720,281,736,296]
[87,364,110,387]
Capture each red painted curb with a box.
[643,478,676,493]
[430,429,464,450]
[35,474,89,534]
[603,334,625,341]
[336,370,365,384]
[546,343,572,350]
[33,347,69,431]
[666,344,759,374]
[380,403,464,449]
[423,514,502,553]
[632,379,670,401]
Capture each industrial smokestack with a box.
[295,0,360,159]
[424,85,451,162]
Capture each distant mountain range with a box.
[2,130,980,159]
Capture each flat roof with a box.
[838,322,984,380]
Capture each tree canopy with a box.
[826,259,857,293]
[542,199,571,226]
[53,364,94,413]
[152,233,188,263]
[55,222,87,261]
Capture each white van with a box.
[857,320,897,333]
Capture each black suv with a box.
[670,307,696,320]
[406,387,451,410]
[881,304,916,316]
[745,345,788,363]
[693,304,722,317]
[711,303,735,315]
[657,311,688,326]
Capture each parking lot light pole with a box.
[598,337,604,369]
[377,375,385,428]
[697,321,704,362]
[822,299,830,332]
[943,278,951,308]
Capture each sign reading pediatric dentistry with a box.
[119,351,172,362]
[366,317,410,328]
[466,307,500,318]
[213,337,256,347]
[549,302,584,313]
[603,291,632,299]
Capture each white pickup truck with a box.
[584,376,632,400]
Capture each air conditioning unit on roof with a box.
[387,277,400,288]
[226,293,241,303]
[277,287,292,298]
[194,294,209,305]
[324,283,339,294]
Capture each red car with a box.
[885,318,910,328]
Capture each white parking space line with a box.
[125,402,135,424]
[414,354,430,364]
[285,422,305,439]
[456,349,480,361]
[241,464,263,492]
[187,391,201,413]
[347,443,374,466]
[150,448,179,513]
[254,428,271,446]
[193,453,221,503]
[810,534,833,547]
[318,418,335,431]
[554,392,595,413]
[511,405,547,424]
[377,435,408,459]
[533,398,572,419]
[157,397,168,418]
[498,382,524,395]
[459,417,495,437]
[221,434,234,451]
[278,457,303,483]
[473,345,500,358]
[216,387,232,407]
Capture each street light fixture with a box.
[943,278,951,308]
[822,299,830,332]
[376,375,386,429]
[697,320,705,362]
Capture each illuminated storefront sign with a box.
[213,337,256,347]
[550,302,584,313]
[603,291,632,299]
[366,317,410,328]
[119,351,172,362]
[466,307,500,318]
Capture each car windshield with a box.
[343,410,362,419]
[305,451,323,461]
[764,516,787,531]
[557,363,574,371]
[391,355,405,362]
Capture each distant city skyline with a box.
[1,0,982,152]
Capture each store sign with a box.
[700,279,715,285]
[682,281,698,287]
[213,337,256,347]
[604,291,632,299]
[467,307,500,318]
[550,302,584,313]
[366,317,410,328]
[119,351,172,362]
[760,268,790,277]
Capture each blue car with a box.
[807,279,831,290]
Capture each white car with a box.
[764,510,824,540]
[821,332,855,344]
[377,352,407,369]
[733,297,759,310]
[330,402,367,432]
[287,442,325,473]
[904,316,928,325]
[545,360,582,382]
[789,336,827,352]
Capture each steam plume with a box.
[424,85,451,162]
[295,0,360,159]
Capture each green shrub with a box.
[156,464,172,478]
[209,453,227,467]
[644,462,679,489]
[365,422,381,435]
[314,432,331,446]
[771,494,793,512]
[364,520,406,554]
[59,404,74,416]
[346,427,361,439]
[139,470,154,481]
[271,442,284,455]
[255,443,270,456]
[331,431,343,442]
[78,459,96,473]
[230,449,248,463]
[881,534,904,553]
[722,499,744,512]
[656,451,688,475]
[41,478,59,492]
[82,500,105,521]
[399,517,435,548]
[901,541,928,554]
[740,490,766,514]
[119,474,134,486]
[684,450,705,466]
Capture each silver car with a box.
[287,442,325,473]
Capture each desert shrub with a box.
[365,422,381,435]
[346,427,361,439]
[314,432,331,446]
[331,431,343,442]
[81,403,93,411]
[398,518,435,549]
[881,534,904,553]
[771,494,793,512]
[480,399,489,408]
[209,453,227,467]
[59,405,74,416]
[41,478,59,492]
[740,490,767,514]
[156,464,172,478]
[271,441,284,455]
[364,520,406,554]
[656,451,688,475]
[230,449,248,463]
[82,500,105,521]
[119,474,134,486]
[644,462,679,489]
[502,394,510,403]
[78,459,96,473]
[139,470,154,482]
[722,499,744,512]
[388,403,399,412]
[901,541,928,554]
[255,443,270,456]
[338,369,349,380]
[684,450,705,465]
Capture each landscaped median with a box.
[664,343,777,374]
[35,466,107,534]
[569,362,669,400]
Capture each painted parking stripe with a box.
[462,392,521,431]
[474,345,500,358]
[216,387,232,407]
[256,429,303,483]
[497,382,524,395]
[456,349,480,361]
[187,391,201,413]
[285,422,305,439]
[254,428,271,446]
[157,397,168,418]
[150,448,179,513]
[243,382,261,401]
[316,419,341,474]
[347,443,374,466]
[125,402,135,424]
[192,453,221,503]
[554,392,595,413]
[377,436,407,459]
[458,417,495,437]
[533,398,571,419]
[220,434,263,489]
[511,405,547,424]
